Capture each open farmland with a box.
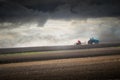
[0,43,120,80]
[0,55,120,80]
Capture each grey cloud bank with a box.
[0,0,120,47]
[0,0,120,24]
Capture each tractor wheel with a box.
[88,40,92,44]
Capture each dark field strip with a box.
[0,43,120,54]
[0,47,120,64]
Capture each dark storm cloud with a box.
[0,0,48,27]
[0,0,120,25]
[9,0,120,16]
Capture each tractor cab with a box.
[88,37,99,44]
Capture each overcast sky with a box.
[0,0,120,47]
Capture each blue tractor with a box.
[88,37,99,44]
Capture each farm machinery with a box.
[75,40,81,45]
[88,37,99,44]
[75,37,99,45]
